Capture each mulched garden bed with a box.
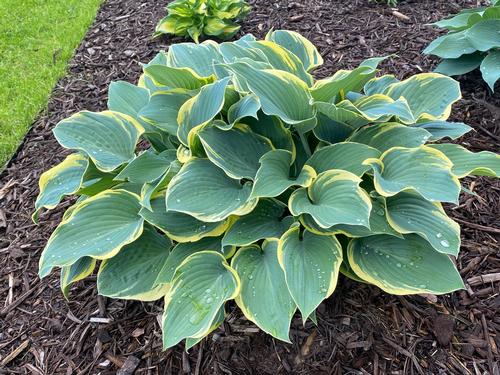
[1,0,499,373]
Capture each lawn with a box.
[0,0,102,168]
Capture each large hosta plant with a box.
[36,30,500,349]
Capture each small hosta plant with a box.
[424,0,500,91]
[36,30,500,349]
[154,0,250,43]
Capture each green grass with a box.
[0,0,102,167]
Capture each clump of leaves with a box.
[36,30,500,350]
[154,0,250,43]
[424,0,500,91]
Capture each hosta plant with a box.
[154,0,250,43]
[35,30,500,349]
[424,0,500,91]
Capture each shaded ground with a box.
[1,0,499,374]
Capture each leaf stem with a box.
[298,131,312,158]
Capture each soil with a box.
[1,0,499,374]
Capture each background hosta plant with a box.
[424,0,500,91]
[154,0,250,43]
[36,30,500,349]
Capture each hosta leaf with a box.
[199,124,274,179]
[140,158,181,210]
[77,176,118,197]
[227,94,260,127]
[411,121,472,141]
[465,20,500,51]
[313,113,354,144]
[348,234,465,295]
[383,73,461,120]
[434,53,484,76]
[219,41,269,66]
[480,49,500,91]
[156,236,234,285]
[245,113,295,155]
[138,52,168,92]
[365,146,460,203]
[144,65,213,90]
[385,192,460,256]
[97,226,172,301]
[204,17,240,38]
[60,256,96,299]
[138,90,192,135]
[53,111,143,172]
[167,41,222,78]
[115,150,175,183]
[305,142,381,176]
[300,196,402,238]
[310,58,385,102]
[314,101,369,129]
[177,77,230,147]
[251,150,316,199]
[231,240,295,342]
[223,86,241,112]
[39,190,144,277]
[278,227,342,320]
[107,81,149,117]
[222,199,294,246]
[352,95,416,124]
[224,62,316,126]
[364,75,400,96]
[185,306,225,350]
[429,144,500,178]
[155,15,194,38]
[348,123,432,152]
[162,251,239,348]
[34,154,88,220]
[247,40,313,85]
[165,158,256,222]
[423,31,476,59]
[140,195,229,242]
[432,12,474,31]
[266,29,324,71]
[289,170,372,228]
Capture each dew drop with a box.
[436,233,442,238]
[440,240,450,248]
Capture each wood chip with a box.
[90,317,112,324]
[117,355,140,375]
[1,339,30,366]
[392,10,410,22]
[467,273,500,286]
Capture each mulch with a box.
[1,0,499,373]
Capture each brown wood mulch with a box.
[1,0,499,374]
